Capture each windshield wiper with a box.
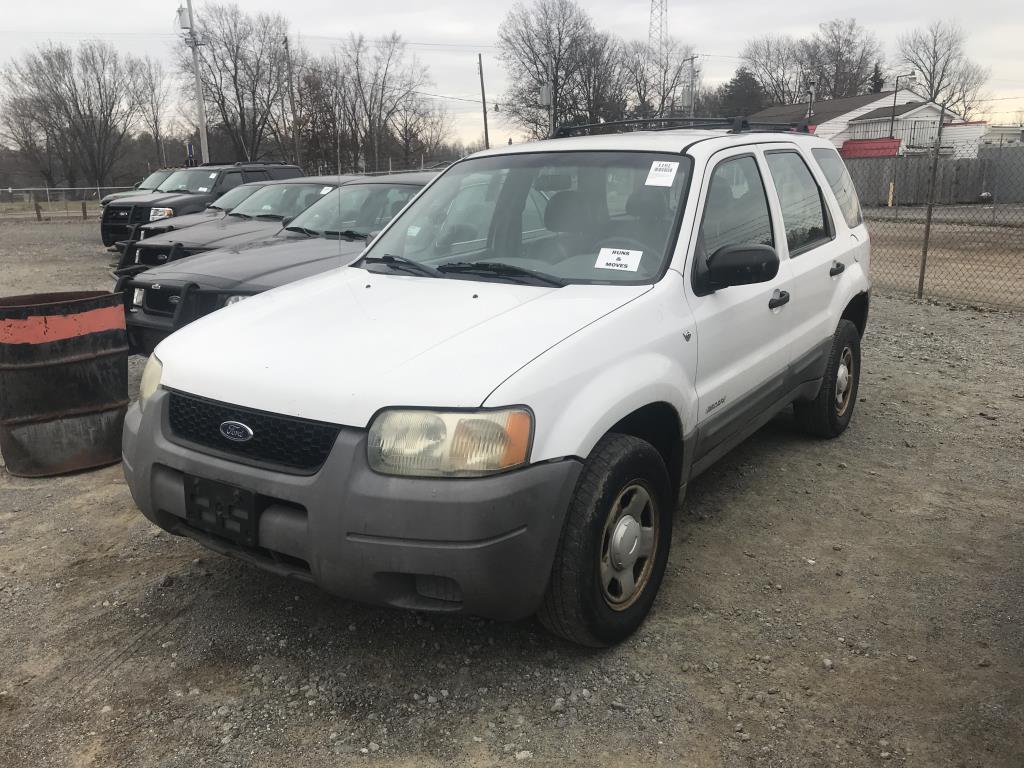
[227,211,253,219]
[284,225,319,237]
[438,261,566,287]
[255,213,284,220]
[362,253,440,278]
[323,229,369,240]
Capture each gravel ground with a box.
[1,219,1023,767]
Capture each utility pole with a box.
[181,0,209,164]
[478,54,490,150]
[284,35,302,168]
[683,55,698,118]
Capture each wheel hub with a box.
[835,362,850,404]
[610,516,641,570]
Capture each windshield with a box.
[362,152,692,285]
[228,182,335,220]
[158,169,220,194]
[288,183,421,237]
[139,170,172,190]
[208,184,259,212]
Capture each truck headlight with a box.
[149,207,174,221]
[139,354,162,410]
[132,288,145,307]
[367,408,532,477]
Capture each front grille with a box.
[142,286,181,315]
[167,392,342,472]
[104,206,131,221]
[130,206,150,223]
[136,245,175,267]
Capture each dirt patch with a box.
[1,220,1022,767]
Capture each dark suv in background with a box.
[100,168,179,208]
[100,161,302,246]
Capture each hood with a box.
[102,190,149,205]
[137,217,283,249]
[137,237,360,291]
[106,191,206,209]
[158,268,649,427]
[137,208,220,235]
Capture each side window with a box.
[218,172,242,191]
[243,169,270,183]
[694,155,774,292]
[522,189,547,235]
[812,147,863,228]
[765,151,832,255]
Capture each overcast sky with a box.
[1,0,1021,143]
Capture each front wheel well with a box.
[607,402,684,496]
[841,291,870,337]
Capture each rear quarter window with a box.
[811,148,863,228]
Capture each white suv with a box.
[124,123,870,646]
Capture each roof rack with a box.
[552,116,810,139]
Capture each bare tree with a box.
[569,33,630,123]
[741,35,804,105]
[497,0,594,137]
[800,19,881,100]
[2,42,143,186]
[180,2,289,160]
[139,57,171,165]
[898,21,989,118]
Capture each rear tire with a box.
[538,433,673,647]
[794,319,861,438]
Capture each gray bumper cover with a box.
[123,390,582,620]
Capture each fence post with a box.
[892,151,903,221]
[991,136,1003,226]
[34,202,43,222]
[81,201,88,220]
[917,108,947,300]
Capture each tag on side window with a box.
[645,160,679,187]
[320,186,332,194]
[595,248,642,272]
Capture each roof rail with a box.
[552,116,810,138]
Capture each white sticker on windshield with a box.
[595,248,642,272]
[197,186,209,192]
[645,160,679,187]
[320,186,332,194]
[208,172,218,179]
[407,225,422,237]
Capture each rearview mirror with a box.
[706,243,778,291]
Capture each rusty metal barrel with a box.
[0,291,128,477]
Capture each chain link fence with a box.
[0,186,133,220]
[850,133,1024,310]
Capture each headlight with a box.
[139,354,162,410]
[223,294,247,307]
[149,207,174,221]
[368,408,532,477]
[132,288,145,307]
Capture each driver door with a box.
[685,148,795,467]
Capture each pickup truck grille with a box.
[167,392,342,472]
[102,205,150,224]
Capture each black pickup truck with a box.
[99,161,301,246]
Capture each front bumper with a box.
[123,390,582,620]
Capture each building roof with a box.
[851,102,931,122]
[750,91,894,125]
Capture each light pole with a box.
[806,80,817,124]
[889,71,916,139]
[178,1,210,164]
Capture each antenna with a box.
[649,0,668,63]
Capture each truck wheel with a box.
[538,433,673,647]
[794,319,861,438]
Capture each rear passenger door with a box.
[686,148,795,456]
[761,144,846,383]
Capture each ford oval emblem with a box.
[219,420,254,442]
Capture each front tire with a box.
[538,433,673,647]
[794,319,861,438]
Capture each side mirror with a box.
[706,243,779,291]
[281,216,294,227]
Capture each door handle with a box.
[829,261,846,277]
[768,290,790,309]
